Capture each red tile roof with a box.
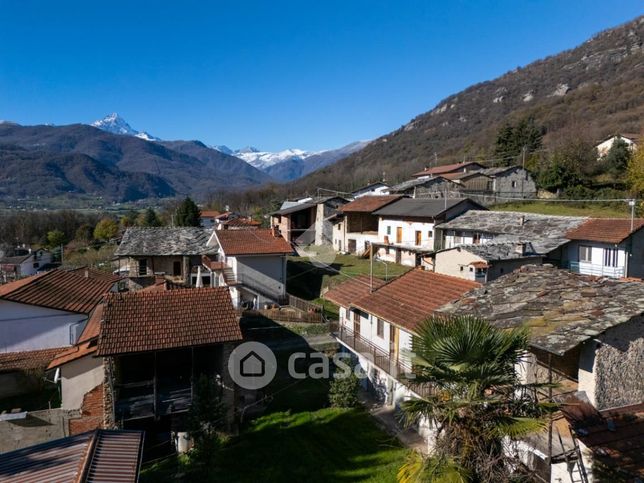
[222,217,261,228]
[68,266,122,284]
[559,395,644,478]
[566,218,644,244]
[352,269,480,332]
[97,287,242,356]
[213,229,293,256]
[340,195,403,213]
[323,275,387,308]
[201,210,223,218]
[48,340,97,369]
[0,347,68,373]
[412,161,484,177]
[0,269,116,314]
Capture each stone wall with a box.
[594,316,644,409]
[0,409,76,452]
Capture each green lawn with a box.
[492,201,633,218]
[141,408,409,483]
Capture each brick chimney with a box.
[272,225,280,237]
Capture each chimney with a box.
[518,215,525,226]
[272,225,280,237]
[515,243,526,256]
[84,269,89,278]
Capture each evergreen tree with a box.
[494,117,543,164]
[140,207,162,227]
[603,137,632,175]
[175,197,202,227]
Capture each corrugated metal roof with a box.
[0,429,143,483]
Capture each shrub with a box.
[329,371,361,408]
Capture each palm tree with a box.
[398,315,554,482]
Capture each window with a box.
[415,230,422,246]
[138,259,147,276]
[579,245,592,263]
[427,230,433,239]
[173,261,181,276]
[386,226,391,235]
[454,231,463,244]
[472,232,481,244]
[376,318,384,338]
[511,180,517,188]
[604,248,618,267]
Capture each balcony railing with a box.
[567,261,625,278]
[333,323,434,399]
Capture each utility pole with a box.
[521,145,527,169]
[369,242,374,293]
[629,199,636,231]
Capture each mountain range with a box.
[284,15,643,195]
[1,15,642,205]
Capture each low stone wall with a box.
[0,408,78,452]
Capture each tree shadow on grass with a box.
[214,408,407,483]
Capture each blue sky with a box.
[0,1,642,151]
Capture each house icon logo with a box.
[240,350,265,378]
[228,341,277,390]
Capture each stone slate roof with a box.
[115,227,215,257]
[372,198,475,218]
[479,166,516,177]
[97,287,242,356]
[389,177,456,193]
[566,218,644,244]
[436,210,587,254]
[439,264,644,356]
[442,241,542,262]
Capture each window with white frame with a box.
[604,248,618,267]
[386,226,391,235]
[579,245,592,263]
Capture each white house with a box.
[0,247,53,281]
[351,182,391,198]
[433,241,543,282]
[0,269,118,353]
[563,218,644,279]
[324,270,479,410]
[595,134,638,157]
[206,228,293,308]
[372,198,484,266]
[332,195,403,255]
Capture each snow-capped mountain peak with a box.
[91,113,160,141]
[222,146,319,170]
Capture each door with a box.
[396,227,403,244]
[348,239,357,253]
[389,325,398,361]
[415,230,421,246]
[353,311,361,336]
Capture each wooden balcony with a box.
[333,324,434,399]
